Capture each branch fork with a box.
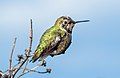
[0,19,51,78]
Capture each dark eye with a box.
[64,21,67,24]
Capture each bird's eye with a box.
[64,21,67,24]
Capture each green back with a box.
[31,25,65,62]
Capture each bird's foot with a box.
[50,54,54,57]
[41,60,46,67]
[62,52,65,54]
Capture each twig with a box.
[9,37,17,78]
[9,38,17,70]
[17,64,47,78]
[28,19,33,54]
[22,59,29,73]
[22,19,33,73]
[12,19,33,78]
[3,19,50,78]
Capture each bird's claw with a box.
[50,54,54,57]
[41,60,46,67]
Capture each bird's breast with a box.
[54,33,72,55]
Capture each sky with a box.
[0,0,120,78]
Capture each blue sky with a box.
[0,0,120,78]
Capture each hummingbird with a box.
[31,16,89,63]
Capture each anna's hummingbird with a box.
[31,16,89,63]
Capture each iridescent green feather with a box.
[31,25,65,63]
[31,16,89,63]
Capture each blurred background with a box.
[0,0,120,78]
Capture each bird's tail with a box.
[30,50,41,63]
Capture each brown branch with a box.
[9,37,17,78]
[1,19,50,78]
[22,58,29,73]
[28,19,33,54]
[17,64,50,78]
[12,19,33,78]
[22,19,33,73]
[17,69,48,78]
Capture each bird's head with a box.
[54,16,89,33]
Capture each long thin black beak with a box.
[75,20,90,24]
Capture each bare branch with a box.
[9,37,17,78]
[29,19,33,54]
[12,19,33,78]
[9,37,17,70]
[22,19,33,73]
[1,19,50,78]
[22,59,29,73]
[17,64,49,78]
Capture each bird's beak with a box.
[74,20,90,24]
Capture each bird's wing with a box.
[31,27,64,63]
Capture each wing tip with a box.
[30,57,36,63]
[30,53,39,63]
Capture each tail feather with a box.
[30,50,41,63]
